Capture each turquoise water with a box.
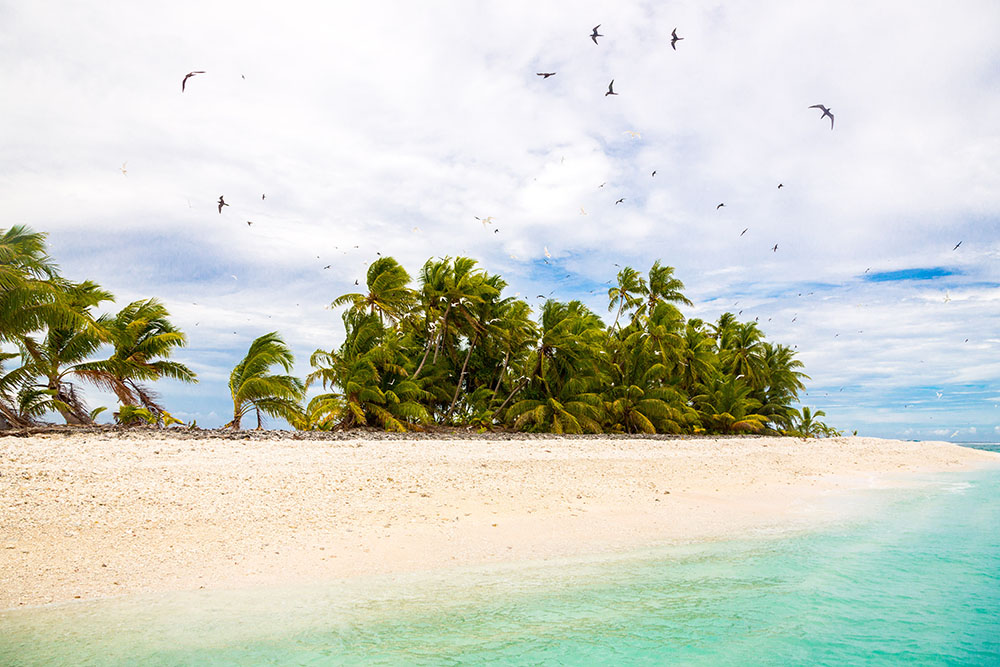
[3,463,999,665]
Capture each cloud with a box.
[2,0,999,433]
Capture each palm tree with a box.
[692,376,768,434]
[17,280,114,425]
[73,298,197,418]
[308,311,429,431]
[226,332,305,429]
[636,261,692,321]
[331,256,415,324]
[507,376,603,434]
[607,266,647,330]
[0,225,89,346]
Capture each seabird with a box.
[262,193,266,200]
[536,72,556,78]
[218,195,229,213]
[181,71,205,92]
[772,243,779,252]
[809,104,834,129]
[323,265,331,269]
[740,228,748,236]
[671,28,684,50]
[605,80,617,96]
[591,25,603,44]
[615,198,625,205]
[247,221,253,226]
[651,170,656,177]
[120,162,127,176]
[953,241,962,250]
[716,203,725,209]
[777,183,783,189]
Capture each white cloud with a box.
[2,0,999,432]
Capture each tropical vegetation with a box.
[1,226,840,435]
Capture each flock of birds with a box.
[166,26,967,366]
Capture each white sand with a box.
[1,433,996,608]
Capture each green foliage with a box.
[227,332,305,429]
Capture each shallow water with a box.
[3,464,999,665]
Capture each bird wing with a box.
[809,104,827,111]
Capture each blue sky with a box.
[2,1,999,440]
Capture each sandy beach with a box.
[1,431,996,609]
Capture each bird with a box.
[671,28,684,50]
[218,196,229,213]
[772,243,779,252]
[120,162,127,176]
[740,228,748,236]
[651,171,656,177]
[777,183,783,189]
[953,241,962,250]
[354,279,359,285]
[181,71,205,92]
[624,130,641,138]
[494,228,499,233]
[476,216,495,227]
[605,80,617,96]
[598,182,605,188]
[323,265,331,269]
[262,193,266,200]
[536,72,556,78]
[247,221,253,226]
[591,25,603,44]
[544,246,551,258]
[580,207,587,215]
[536,294,545,299]
[615,198,625,205]
[716,203,725,209]
[809,104,834,129]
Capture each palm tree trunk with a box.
[445,335,477,418]
[432,304,451,364]
[492,351,510,393]
[412,338,434,380]
[255,407,263,430]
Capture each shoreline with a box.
[2,434,997,610]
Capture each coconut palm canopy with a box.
[2,3,998,438]
[2,231,835,435]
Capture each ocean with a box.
[2,446,998,665]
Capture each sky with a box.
[2,1,998,440]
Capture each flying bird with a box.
[671,28,684,50]
[323,265,331,269]
[120,162,127,176]
[953,241,962,250]
[580,207,587,215]
[740,228,748,236]
[772,243,779,252]
[247,221,253,226]
[716,203,725,209]
[624,130,641,138]
[809,104,834,129]
[354,279,359,285]
[615,198,625,205]
[181,71,205,92]
[651,170,656,177]
[544,246,551,258]
[262,193,266,200]
[217,195,229,213]
[605,80,617,96]
[591,25,603,44]
[536,72,556,78]
[777,183,783,189]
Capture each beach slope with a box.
[1,433,996,608]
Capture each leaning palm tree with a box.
[225,332,305,429]
[0,225,89,346]
[331,256,416,325]
[17,280,114,425]
[73,298,197,417]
